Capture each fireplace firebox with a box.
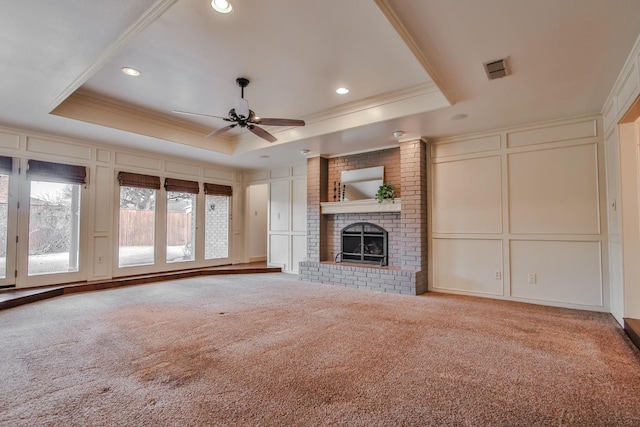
[337,222,388,266]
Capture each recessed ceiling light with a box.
[122,67,140,77]
[300,149,310,155]
[336,87,349,95]
[449,113,468,121]
[392,130,405,138]
[211,0,233,13]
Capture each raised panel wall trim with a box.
[431,233,506,239]
[506,119,597,149]
[506,143,600,236]
[166,161,202,177]
[508,239,603,307]
[505,138,600,155]
[270,167,291,179]
[0,132,20,150]
[27,137,92,160]
[603,100,616,131]
[203,167,234,181]
[245,170,269,182]
[430,150,502,164]
[115,152,162,170]
[96,149,111,163]
[292,164,306,177]
[431,134,501,158]
[431,237,504,296]
[93,166,111,233]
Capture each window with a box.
[118,172,160,268]
[0,157,11,278]
[165,178,199,263]
[204,183,232,260]
[26,160,85,276]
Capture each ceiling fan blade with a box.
[172,110,228,120]
[254,118,306,127]
[206,124,236,138]
[248,125,277,143]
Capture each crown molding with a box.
[52,90,235,155]
[234,82,448,152]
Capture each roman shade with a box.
[118,171,161,190]
[27,160,87,184]
[204,183,233,196]
[0,156,12,174]
[164,178,200,194]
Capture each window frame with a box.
[16,158,89,288]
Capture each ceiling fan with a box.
[173,77,305,142]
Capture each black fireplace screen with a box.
[338,222,387,266]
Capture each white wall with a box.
[617,123,640,320]
[601,33,640,324]
[429,116,608,311]
[245,164,307,273]
[247,183,268,262]
[0,125,241,287]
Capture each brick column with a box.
[400,139,428,294]
[306,156,328,262]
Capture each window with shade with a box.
[26,160,86,276]
[165,178,198,263]
[204,183,232,260]
[117,172,159,268]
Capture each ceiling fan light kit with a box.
[173,77,305,142]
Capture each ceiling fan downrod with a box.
[236,77,249,98]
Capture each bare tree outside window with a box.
[167,191,196,263]
[27,181,81,276]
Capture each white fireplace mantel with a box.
[320,199,401,214]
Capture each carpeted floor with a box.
[1,273,639,426]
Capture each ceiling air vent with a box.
[483,58,509,80]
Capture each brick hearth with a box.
[300,141,427,295]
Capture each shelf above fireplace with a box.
[320,199,401,214]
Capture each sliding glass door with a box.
[0,165,17,287]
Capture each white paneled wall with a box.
[432,156,502,234]
[432,239,503,296]
[430,116,607,311]
[507,144,600,235]
[601,34,640,324]
[246,164,307,274]
[247,183,268,262]
[509,240,602,306]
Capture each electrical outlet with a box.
[494,270,501,280]
[527,273,537,284]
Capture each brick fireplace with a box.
[299,140,428,295]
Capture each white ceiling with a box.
[1,0,640,171]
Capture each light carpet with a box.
[1,273,639,426]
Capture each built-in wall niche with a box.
[338,166,383,201]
